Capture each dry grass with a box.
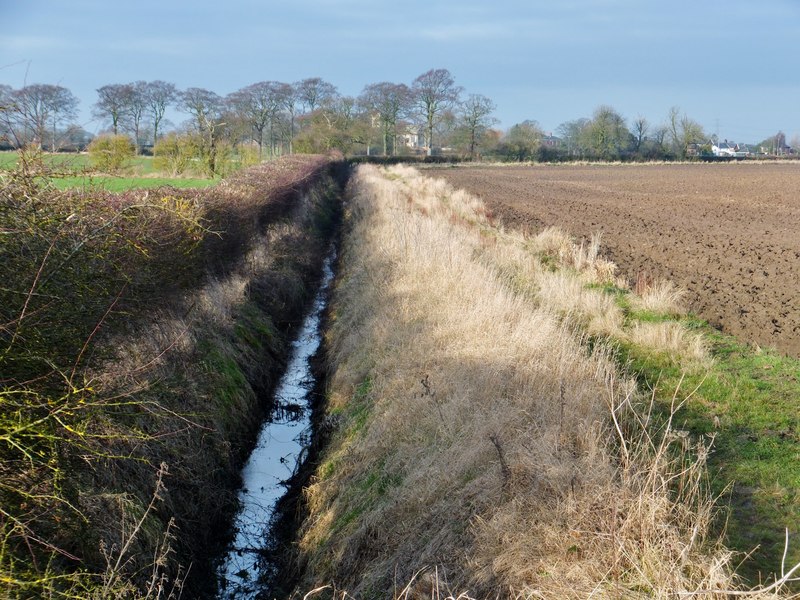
[626,321,711,367]
[631,276,687,316]
[296,165,795,598]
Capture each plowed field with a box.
[426,163,800,357]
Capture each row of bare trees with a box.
[165,70,495,161]
[11,72,782,163]
[0,83,81,150]
[93,80,177,152]
[1,70,500,160]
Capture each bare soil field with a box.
[426,163,800,356]
[427,162,800,357]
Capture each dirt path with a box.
[426,163,800,357]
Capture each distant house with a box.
[686,143,701,157]
[541,133,561,148]
[712,140,748,158]
[398,124,420,149]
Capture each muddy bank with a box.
[426,163,800,357]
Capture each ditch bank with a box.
[0,154,348,598]
[164,159,348,597]
[87,156,349,598]
[284,165,791,598]
[216,244,337,598]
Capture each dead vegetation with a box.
[294,165,797,598]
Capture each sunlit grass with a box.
[51,176,215,191]
[299,164,786,597]
[616,319,800,583]
[0,151,214,190]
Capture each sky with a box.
[1,0,798,143]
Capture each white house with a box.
[712,140,748,158]
[397,124,420,149]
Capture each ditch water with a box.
[216,248,336,599]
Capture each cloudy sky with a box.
[1,0,798,142]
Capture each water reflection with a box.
[218,249,335,599]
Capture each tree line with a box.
[496,105,708,162]
[0,71,792,167]
[0,70,493,170]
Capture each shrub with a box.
[0,154,339,597]
[153,133,200,176]
[88,134,135,173]
[237,144,261,168]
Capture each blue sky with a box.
[1,0,798,143]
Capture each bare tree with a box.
[358,82,410,156]
[93,83,134,135]
[583,105,631,159]
[144,80,177,148]
[179,87,224,174]
[227,81,289,158]
[296,77,338,114]
[775,131,787,155]
[651,125,669,155]
[0,84,17,147]
[556,118,591,157]
[497,120,545,161]
[12,84,79,150]
[411,68,462,156]
[457,93,497,159]
[282,83,299,154]
[295,95,367,154]
[667,106,706,158]
[125,81,149,153]
[632,115,649,154]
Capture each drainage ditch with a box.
[215,246,337,599]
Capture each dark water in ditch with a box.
[216,249,335,599]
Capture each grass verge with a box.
[293,164,797,598]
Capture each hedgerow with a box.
[0,147,342,597]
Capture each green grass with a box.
[50,176,215,191]
[0,150,91,170]
[1,150,154,172]
[610,299,800,585]
[0,151,214,190]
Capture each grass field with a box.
[0,150,213,190]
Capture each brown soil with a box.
[426,163,800,357]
